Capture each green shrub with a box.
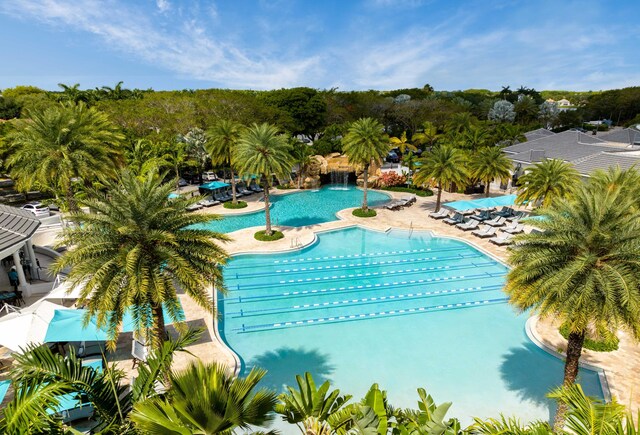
[352,208,377,218]
[277,184,295,190]
[223,201,247,209]
[254,230,284,241]
[379,186,433,197]
[558,324,619,352]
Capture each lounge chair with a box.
[489,233,514,246]
[470,210,492,221]
[249,182,263,192]
[443,213,465,226]
[400,195,416,206]
[494,207,515,218]
[238,184,253,195]
[186,203,203,212]
[503,223,524,234]
[506,211,526,222]
[472,226,497,238]
[198,197,220,207]
[213,192,227,202]
[456,219,480,231]
[429,209,449,219]
[484,216,507,227]
[384,200,404,211]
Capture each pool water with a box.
[197,185,390,233]
[220,227,603,429]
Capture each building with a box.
[503,128,640,179]
[0,205,41,296]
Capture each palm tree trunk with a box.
[66,185,78,213]
[436,184,443,212]
[175,165,180,192]
[362,165,369,211]
[485,180,491,197]
[153,304,168,349]
[230,168,237,204]
[263,177,272,236]
[553,330,585,431]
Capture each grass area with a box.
[379,186,433,197]
[559,324,619,352]
[276,184,296,190]
[352,208,377,218]
[254,230,284,241]
[223,201,247,209]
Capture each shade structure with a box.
[0,300,70,351]
[0,301,184,351]
[199,181,229,190]
[444,194,518,212]
[168,193,181,199]
[45,280,86,300]
[0,380,10,403]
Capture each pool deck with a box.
[2,186,638,414]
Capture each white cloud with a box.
[156,0,170,13]
[0,0,320,89]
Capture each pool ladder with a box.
[290,236,302,248]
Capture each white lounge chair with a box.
[199,198,220,207]
[472,226,497,238]
[456,219,480,231]
[484,216,506,227]
[186,203,203,212]
[443,213,465,225]
[429,209,449,219]
[503,223,524,234]
[489,233,514,245]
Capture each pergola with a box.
[0,205,41,296]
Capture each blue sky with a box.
[1,0,638,91]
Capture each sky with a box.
[1,0,638,92]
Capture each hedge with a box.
[254,230,284,241]
[223,201,247,209]
[379,186,433,197]
[352,208,377,218]
[558,324,619,352]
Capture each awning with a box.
[199,181,229,190]
[444,194,517,212]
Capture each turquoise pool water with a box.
[220,227,603,430]
[198,185,390,233]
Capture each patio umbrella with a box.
[0,300,70,352]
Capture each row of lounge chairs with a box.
[430,206,530,246]
[187,183,264,212]
[384,195,417,211]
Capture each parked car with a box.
[202,172,218,181]
[386,151,400,163]
[178,178,189,187]
[21,202,50,217]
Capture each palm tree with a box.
[125,139,171,177]
[589,165,640,201]
[163,140,189,192]
[130,361,278,434]
[235,123,292,235]
[469,147,512,197]
[342,118,389,212]
[206,120,243,203]
[389,131,417,154]
[413,146,468,212]
[462,125,490,152]
[411,121,440,149]
[505,183,640,430]
[5,102,124,211]
[515,159,580,208]
[52,171,230,349]
[290,136,313,189]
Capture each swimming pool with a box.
[197,185,390,233]
[219,227,603,429]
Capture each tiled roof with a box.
[523,128,555,142]
[0,205,41,253]
[572,152,640,176]
[599,128,640,145]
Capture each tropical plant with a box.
[515,159,580,208]
[488,100,516,123]
[275,372,352,433]
[206,120,244,203]
[462,125,490,152]
[290,136,314,189]
[411,121,440,148]
[124,139,171,177]
[469,147,512,197]
[505,183,640,430]
[178,127,209,185]
[395,388,461,435]
[413,146,468,211]
[342,118,389,211]
[162,140,190,191]
[130,362,278,434]
[389,131,417,154]
[0,330,200,433]
[52,171,230,349]
[589,166,640,202]
[5,102,124,211]
[235,123,293,236]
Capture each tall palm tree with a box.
[515,159,580,208]
[589,165,640,201]
[462,125,490,152]
[130,362,278,434]
[206,120,244,203]
[469,147,512,197]
[342,118,389,212]
[290,136,313,189]
[52,171,230,349]
[125,139,171,177]
[411,121,440,149]
[505,183,640,430]
[163,140,189,192]
[389,131,417,155]
[5,102,124,211]
[235,123,292,235]
[413,146,468,212]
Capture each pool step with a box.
[232,297,509,333]
[227,283,505,318]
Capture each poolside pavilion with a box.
[0,205,41,297]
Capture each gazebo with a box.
[0,205,41,296]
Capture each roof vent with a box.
[529,149,546,162]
